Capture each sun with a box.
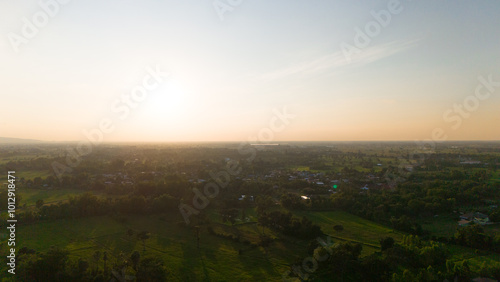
[125,78,198,141]
[144,80,190,121]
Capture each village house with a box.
[458,212,490,226]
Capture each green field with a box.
[490,170,500,184]
[447,244,500,269]
[419,214,459,238]
[0,208,404,281]
[298,211,500,268]
[2,199,499,280]
[0,170,52,182]
[0,154,47,167]
[0,213,301,281]
[294,211,405,253]
[287,165,311,172]
[17,188,93,206]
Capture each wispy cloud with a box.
[256,38,421,82]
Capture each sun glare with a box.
[145,80,190,122]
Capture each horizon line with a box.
[1,137,500,144]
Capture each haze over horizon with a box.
[1,1,500,142]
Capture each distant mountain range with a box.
[0,137,42,144]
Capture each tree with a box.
[103,251,108,273]
[137,231,151,252]
[131,251,141,271]
[34,176,43,186]
[220,208,239,226]
[322,242,363,280]
[136,257,167,281]
[151,194,177,213]
[333,224,344,232]
[77,258,89,275]
[36,199,44,209]
[127,229,135,237]
[454,224,492,249]
[390,215,414,233]
[92,250,101,273]
[18,246,70,281]
[281,193,304,210]
[407,199,425,216]
[255,195,274,215]
[360,254,390,281]
[489,211,500,222]
[380,237,395,251]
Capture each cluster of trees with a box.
[287,235,500,281]
[219,208,239,225]
[389,215,425,235]
[16,247,167,281]
[258,211,322,239]
[18,192,178,224]
[489,208,500,222]
[280,193,306,210]
[389,235,499,281]
[263,163,498,235]
[329,168,499,227]
[449,224,500,251]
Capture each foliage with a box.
[258,211,323,239]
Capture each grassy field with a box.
[288,165,310,171]
[0,170,52,182]
[447,244,500,269]
[0,213,299,281]
[293,210,406,254]
[0,154,47,166]
[419,213,459,238]
[0,209,402,280]
[1,203,498,280]
[209,208,404,255]
[17,188,92,206]
[490,170,500,184]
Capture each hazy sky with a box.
[1,0,499,142]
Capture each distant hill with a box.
[0,137,41,144]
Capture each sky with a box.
[1,0,500,142]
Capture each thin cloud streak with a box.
[257,38,421,82]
